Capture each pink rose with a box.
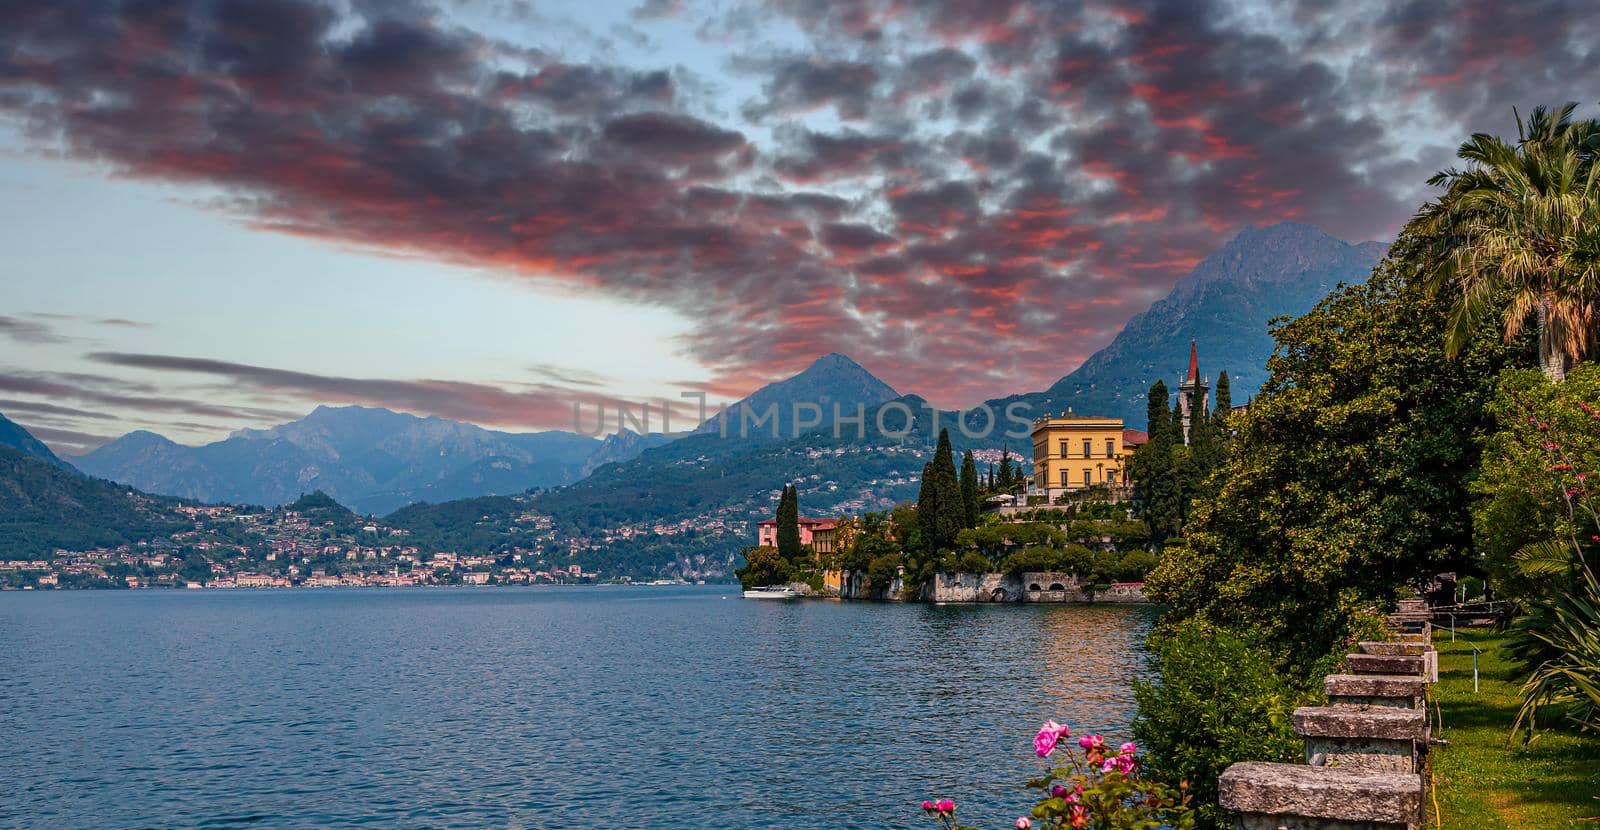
[1016,819,1032,829]
[921,801,935,812]
[1033,720,1069,757]
[1120,741,1137,755]
[1077,734,1105,751]
[938,799,955,814]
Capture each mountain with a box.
[0,445,186,558]
[581,429,675,477]
[75,406,606,515]
[992,222,1386,428]
[0,411,75,470]
[516,223,1387,579]
[34,223,1385,579]
[696,353,900,439]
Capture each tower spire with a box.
[1186,340,1199,383]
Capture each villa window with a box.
[1106,438,1116,457]
[1059,470,1069,487]
[1059,440,1068,458]
[1107,470,1118,485]
[1082,439,1092,457]
[1083,469,1091,486]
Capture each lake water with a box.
[0,586,1156,829]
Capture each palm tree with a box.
[1412,103,1600,381]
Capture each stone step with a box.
[1324,674,1427,708]
[1219,761,1422,829]
[1359,641,1427,656]
[1348,653,1424,676]
[1295,705,1427,740]
[1395,598,1428,613]
[1294,705,1426,773]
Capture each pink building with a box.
[756,517,840,554]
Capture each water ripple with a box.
[0,586,1154,830]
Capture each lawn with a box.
[1431,627,1600,828]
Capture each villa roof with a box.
[1122,429,1149,446]
[756,517,838,529]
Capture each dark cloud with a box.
[87,352,618,431]
[0,315,70,345]
[0,398,118,420]
[2,0,1599,416]
[18,423,118,455]
[633,0,684,20]
[0,368,295,422]
[742,58,880,120]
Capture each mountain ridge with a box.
[695,352,900,439]
[74,405,607,514]
[990,221,1387,428]
[0,412,76,471]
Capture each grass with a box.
[1430,627,1600,829]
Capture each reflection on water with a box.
[0,586,1156,829]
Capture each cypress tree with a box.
[776,484,802,562]
[930,429,963,550]
[1215,370,1234,451]
[959,449,979,528]
[916,461,938,554]
[1145,380,1172,444]
[986,463,995,491]
[1133,380,1183,544]
[998,449,1014,490]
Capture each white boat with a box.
[741,585,802,599]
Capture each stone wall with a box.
[922,571,1022,602]
[1097,582,1150,603]
[837,570,906,601]
[838,570,1150,603]
[1020,571,1089,602]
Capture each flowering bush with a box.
[921,721,1194,830]
[1477,367,1600,736]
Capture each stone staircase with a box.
[1219,599,1436,829]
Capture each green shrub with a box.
[999,546,1064,575]
[866,553,904,593]
[1115,549,1159,582]
[953,551,992,574]
[735,545,791,590]
[1132,620,1313,829]
[1504,569,1600,737]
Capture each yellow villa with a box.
[1029,411,1145,502]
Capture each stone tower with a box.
[1177,340,1208,443]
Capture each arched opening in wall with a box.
[990,588,1008,602]
[1048,583,1066,591]
[1028,583,1042,592]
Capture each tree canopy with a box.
[1147,252,1534,666]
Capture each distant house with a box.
[756,517,840,554]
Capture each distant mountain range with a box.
[5,221,1389,577]
[70,406,643,515]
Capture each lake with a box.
[0,586,1157,829]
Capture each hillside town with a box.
[0,497,602,590]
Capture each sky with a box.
[2,0,1599,454]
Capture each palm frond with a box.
[1514,539,1582,577]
